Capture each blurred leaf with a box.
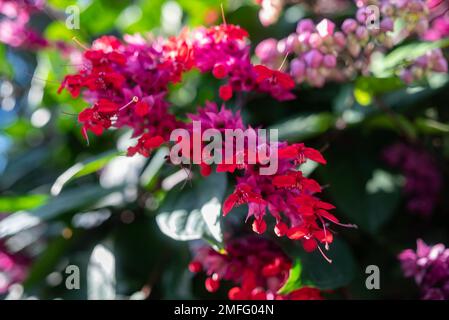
[319,139,402,234]
[140,147,169,189]
[88,242,116,300]
[277,259,302,295]
[415,118,449,134]
[0,44,13,78]
[124,0,164,34]
[299,238,356,290]
[354,76,404,106]
[354,87,372,106]
[24,235,71,288]
[156,171,227,245]
[47,0,77,8]
[0,147,51,189]
[3,119,38,140]
[178,0,221,26]
[44,21,79,42]
[375,39,449,76]
[51,151,120,195]
[0,194,48,212]
[81,0,131,35]
[0,185,115,237]
[273,113,335,142]
[364,114,417,139]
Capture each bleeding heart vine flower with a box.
[189,237,323,300]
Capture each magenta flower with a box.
[383,143,442,217]
[399,239,449,300]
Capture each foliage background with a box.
[1,0,448,300]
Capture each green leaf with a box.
[0,185,115,237]
[0,44,13,78]
[354,76,404,106]
[364,114,417,140]
[272,113,335,142]
[140,147,169,189]
[319,139,402,234]
[277,259,302,295]
[0,194,48,212]
[0,147,50,189]
[156,171,227,246]
[299,238,356,290]
[81,0,131,35]
[24,235,72,289]
[122,0,164,34]
[415,118,449,134]
[373,39,449,76]
[51,151,120,195]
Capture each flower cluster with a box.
[399,48,448,84]
[183,102,350,258]
[424,0,449,40]
[59,24,295,157]
[383,142,442,216]
[0,0,48,49]
[0,241,28,294]
[191,24,295,101]
[399,239,449,300]
[189,237,323,300]
[256,0,448,87]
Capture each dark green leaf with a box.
[319,139,402,233]
[299,238,356,290]
[156,171,227,245]
[0,185,116,237]
[51,151,120,195]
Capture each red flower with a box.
[254,65,295,90]
[212,63,228,79]
[134,101,150,117]
[58,75,83,97]
[274,221,288,237]
[252,218,267,234]
[272,171,321,193]
[288,287,323,300]
[219,84,233,101]
[278,143,327,165]
[205,274,220,292]
[223,184,265,216]
[294,194,335,217]
[127,134,165,157]
[96,99,119,113]
[188,261,202,273]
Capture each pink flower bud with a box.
[304,49,323,68]
[286,33,299,52]
[356,8,367,24]
[316,19,335,38]
[290,58,305,78]
[380,18,394,32]
[323,54,337,68]
[348,41,361,57]
[356,26,369,42]
[433,57,448,73]
[255,38,279,63]
[306,68,325,87]
[342,19,358,34]
[296,19,315,34]
[333,31,346,47]
[308,33,323,48]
